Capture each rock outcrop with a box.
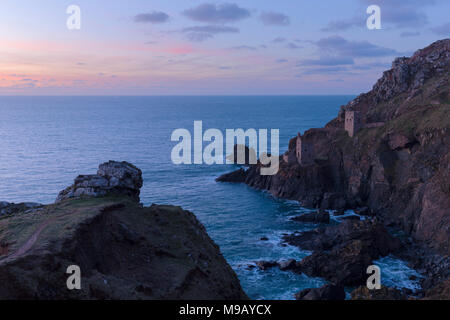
[56,161,143,203]
[0,162,247,300]
[283,219,401,286]
[216,168,247,183]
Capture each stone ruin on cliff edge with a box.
[284,110,385,167]
[345,111,362,138]
[296,133,314,166]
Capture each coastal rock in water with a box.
[56,161,143,203]
[216,168,247,183]
[295,284,345,300]
[278,259,297,271]
[284,219,400,253]
[284,220,401,286]
[254,260,278,271]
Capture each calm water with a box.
[0,96,421,299]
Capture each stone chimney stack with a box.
[345,111,361,137]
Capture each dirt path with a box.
[0,215,59,265]
[0,205,106,265]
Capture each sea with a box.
[0,96,423,299]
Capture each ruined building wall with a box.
[345,111,362,137]
[296,133,314,166]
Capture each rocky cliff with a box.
[217,39,449,299]
[0,162,247,300]
[218,39,449,256]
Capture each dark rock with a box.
[295,284,345,300]
[351,286,408,300]
[396,242,450,293]
[321,193,347,209]
[260,237,269,241]
[423,278,450,300]
[284,220,402,286]
[291,210,330,224]
[388,133,416,150]
[254,261,278,270]
[278,259,297,271]
[354,207,371,216]
[216,168,247,183]
[340,215,361,221]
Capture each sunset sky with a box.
[0,0,449,95]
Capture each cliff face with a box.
[0,162,247,300]
[218,39,450,256]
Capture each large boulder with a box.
[56,161,143,203]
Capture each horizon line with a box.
[0,94,358,97]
